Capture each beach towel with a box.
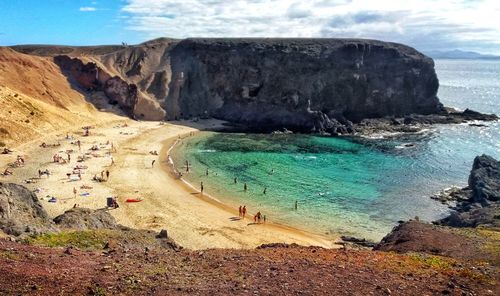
[80,192,90,196]
[48,197,57,203]
[126,198,142,203]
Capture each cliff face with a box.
[12,38,443,132]
[167,39,441,132]
[53,55,166,120]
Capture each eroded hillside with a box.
[0,47,124,146]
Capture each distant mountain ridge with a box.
[426,49,500,60]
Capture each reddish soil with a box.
[0,239,498,296]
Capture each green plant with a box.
[24,231,109,250]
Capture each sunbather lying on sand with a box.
[2,148,13,154]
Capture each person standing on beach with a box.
[106,170,110,180]
[152,159,156,168]
[238,206,242,217]
[242,206,247,218]
[77,140,81,151]
[263,215,266,223]
[200,182,204,194]
[244,183,247,192]
[73,187,77,198]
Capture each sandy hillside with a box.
[0,47,122,146]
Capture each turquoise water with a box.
[171,59,500,241]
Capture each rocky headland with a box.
[11,38,497,137]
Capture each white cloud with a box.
[79,6,97,12]
[120,0,500,54]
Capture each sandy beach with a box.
[0,119,337,249]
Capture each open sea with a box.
[171,59,500,241]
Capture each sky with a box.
[0,0,499,54]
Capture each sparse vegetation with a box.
[24,230,111,250]
[24,229,158,250]
[89,285,107,296]
[0,250,20,261]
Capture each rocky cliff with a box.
[12,38,446,133]
[167,38,442,133]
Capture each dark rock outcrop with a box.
[53,208,120,230]
[340,236,376,248]
[166,38,443,133]
[0,183,55,236]
[468,154,500,204]
[437,155,500,228]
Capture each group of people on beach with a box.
[238,205,247,218]
[238,206,265,224]
[253,211,265,224]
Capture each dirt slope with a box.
[0,47,123,146]
[0,237,498,296]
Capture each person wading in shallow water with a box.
[200,182,204,194]
[244,183,248,192]
[263,187,267,194]
[295,200,298,210]
[234,177,237,184]
[206,168,209,176]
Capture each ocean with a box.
[171,59,500,241]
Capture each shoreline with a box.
[1,118,337,250]
[160,132,332,245]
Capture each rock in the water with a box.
[440,204,499,228]
[0,183,55,236]
[468,154,500,205]
[53,208,119,230]
[340,236,376,248]
[437,155,500,227]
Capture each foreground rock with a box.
[0,183,55,236]
[53,207,121,230]
[374,220,496,263]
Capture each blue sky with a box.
[1,0,499,54]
